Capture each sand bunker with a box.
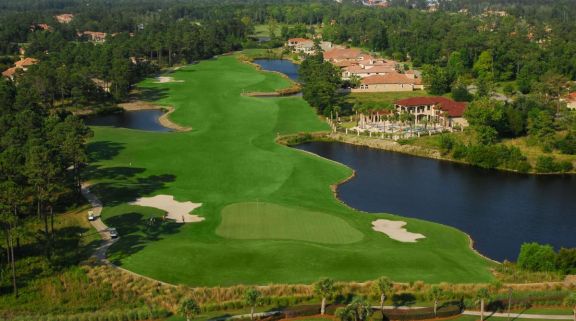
[130,195,204,223]
[372,219,425,243]
[154,76,183,83]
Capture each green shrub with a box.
[517,242,557,272]
[439,134,455,155]
[535,156,573,173]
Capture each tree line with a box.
[0,79,93,297]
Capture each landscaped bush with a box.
[535,156,573,173]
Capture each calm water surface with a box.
[297,141,576,261]
[85,110,171,132]
[253,59,300,81]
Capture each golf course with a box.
[87,55,494,286]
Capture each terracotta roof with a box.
[14,57,38,68]
[358,53,374,61]
[334,61,357,68]
[364,66,396,73]
[361,73,417,85]
[2,67,17,78]
[568,92,576,101]
[344,65,366,73]
[395,97,467,117]
[55,14,74,24]
[288,38,310,43]
[324,48,362,60]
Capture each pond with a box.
[296,141,576,262]
[84,110,171,132]
[253,59,300,82]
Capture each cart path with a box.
[462,310,572,320]
[81,183,176,286]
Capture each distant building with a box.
[394,97,468,128]
[354,74,423,92]
[30,23,52,32]
[362,0,389,7]
[54,14,74,24]
[565,92,576,110]
[286,38,333,55]
[80,31,108,43]
[2,57,38,80]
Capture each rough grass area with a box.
[502,135,576,168]
[217,202,364,244]
[87,54,493,286]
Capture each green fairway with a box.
[217,202,364,244]
[87,55,494,286]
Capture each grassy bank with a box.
[86,54,493,286]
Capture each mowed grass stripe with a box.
[216,202,364,244]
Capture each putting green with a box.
[217,202,364,244]
[88,55,494,286]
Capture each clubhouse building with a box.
[394,97,468,128]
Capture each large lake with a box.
[297,141,576,261]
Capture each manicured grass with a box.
[217,202,364,244]
[520,307,573,315]
[87,54,494,286]
[252,24,282,38]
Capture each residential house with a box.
[55,14,74,24]
[80,31,108,43]
[342,65,397,79]
[565,92,576,110]
[2,57,38,80]
[353,74,423,92]
[394,97,468,128]
[286,38,333,55]
[323,48,363,63]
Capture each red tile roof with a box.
[288,38,311,44]
[14,57,38,68]
[1,67,17,78]
[395,97,467,117]
[361,73,417,85]
[568,92,576,101]
[334,61,356,68]
[324,48,362,60]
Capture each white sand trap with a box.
[154,76,183,83]
[372,219,425,243]
[130,195,204,223]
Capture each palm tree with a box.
[179,299,201,321]
[245,288,262,320]
[429,286,443,317]
[476,288,491,321]
[348,296,372,321]
[371,277,393,313]
[564,292,576,321]
[314,278,337,315]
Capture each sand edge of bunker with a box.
[371,219,426,243]
[130,195,204,223]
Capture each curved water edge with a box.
[295,141,576,262]
[294,144,499,265]
[252,59,300,82]
[84,109,171,132]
